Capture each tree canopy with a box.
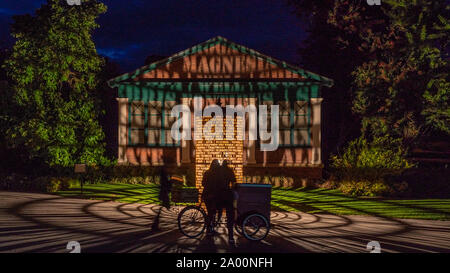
[352,0,450,141]
[289,0,449,147]
[3,0,110,168]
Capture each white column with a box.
[311,98,323,165]
[181,97,191,163]
[247,97,257,164]
[117,98,128,164]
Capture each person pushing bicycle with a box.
[202,159,237,245]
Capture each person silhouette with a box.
[201,159,221,234]
[220,159,237,245]
[152,164,171,232]
[158,165,171,209]
[222,159,237,191]
[202,159,237,245]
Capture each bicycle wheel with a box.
[242,213,270,241]
[178,206,207,238]
[234,212,244,235]
[235,224,242,235]
[214,209,223,227]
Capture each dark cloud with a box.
[1,0,306,71]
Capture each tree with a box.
[288,0,385,162]
[96,56,122,160]
[0,45,9,82]
[352,0,450,142]
[0,44,17,171]
[3,0,109,169]
[289,0,449,146]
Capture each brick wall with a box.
[195,116,244,194]
[125,147,180,165]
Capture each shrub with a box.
[0,173,33,191]
[185,167,196,187]
[46,177,73,192]
[95,165,196,186]
[314,179,338,190]
[338,180,394,197]
[0,174,74,193]
[85,165,159,185]
[400,168,450,198]
[171,187,199,203]
[331,135,414,196]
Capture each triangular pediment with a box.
[108,36,333,86]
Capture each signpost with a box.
[74,164,87,195]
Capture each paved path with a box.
[0,191,449,253]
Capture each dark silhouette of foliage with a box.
[96,56,122,160]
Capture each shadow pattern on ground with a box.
[0,191,449,253]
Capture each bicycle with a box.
[177,183,271,241]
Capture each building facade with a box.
[108,36,333,187]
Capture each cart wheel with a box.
[242,213,270,241]
[178,206,207,238]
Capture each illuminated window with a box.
[163,101,178,145]
[129,100,180,147]
[148,101,162,145]
[279,101,291,146]
[292,101,310,146]
[259,100,311,147]
[130,101,145,144]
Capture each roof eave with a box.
[107,36,335,88]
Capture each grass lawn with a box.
[271,187,450,220]
[56,183,161,204]
[56,183,450,220]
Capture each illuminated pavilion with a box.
[107,36,333,187]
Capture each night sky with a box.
[0,0,307,72]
